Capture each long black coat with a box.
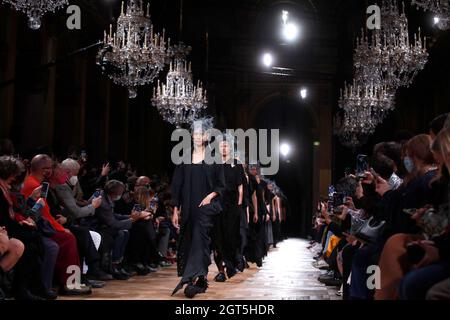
[171,163,226,227]
[170,162,226,278]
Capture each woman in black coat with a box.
[171,119,226,298]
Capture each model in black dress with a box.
[212,135,243,282]
[244,165,268,267]
[171,120,226,298]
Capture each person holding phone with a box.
[21,154,92,296]
[123,186,162,275]
[86,180,150,280]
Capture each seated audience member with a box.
[124,186,163,274]
[21,155,91,295]
[375,134,440,299]
[49,163,112,284]
[83,180,150,280]
[392,128,450,300]
[0,156,52,300]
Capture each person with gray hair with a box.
[57,158,102,220]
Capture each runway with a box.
[62,238,340,300]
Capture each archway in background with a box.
[250,94,316,238]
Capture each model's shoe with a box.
[172,280,189,296]
[236,259,245,272]
[226,266,237,279]
[214,273,226,282]
[184,283,201,298]
[195,276,208,293]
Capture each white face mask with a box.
[68,176,78,186]
[112,195,122,202]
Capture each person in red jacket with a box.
[21,154,91,296]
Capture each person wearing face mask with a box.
[85,180,151,280]
[49,163,112,285]
[56,159,103,221]
[21,155,92,296]
[373,134,438,300]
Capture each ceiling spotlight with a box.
[433,16,441,25]
[283,22,299,42]
[300,88,308,99]
[261,52,274,67]
[280,143,291,157]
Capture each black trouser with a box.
[12,238,46,298]
[69,224,100,271]
[97,227,129,268]
[126,220,159,265]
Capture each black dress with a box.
[212,163,243,270]
[244,176,267,265]
[171,162,225,283]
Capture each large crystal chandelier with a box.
[152,43,208,127]
[2,0,68,30]
[412,0,450,30]
[96,0,168,98]
[354,1,429,89]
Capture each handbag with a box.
[354,216,386,243]
[36,217,57,237]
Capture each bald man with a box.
[22,155,91,296]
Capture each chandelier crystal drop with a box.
[412,0,450,30]
[96,0,168,99]
[152,43,208,127]
[2,0,68,30]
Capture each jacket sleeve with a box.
[95,201,132,230]
[170,165,184,208]
[55,185,95,220]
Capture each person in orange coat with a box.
[21,154,91,296]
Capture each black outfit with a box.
[237,167,250,269]
[0,193,47,299]
[245,176,267,266]
[125,201,160,266]
[212,163,243,274]
[171,162,225,284]
[80,191,131,267]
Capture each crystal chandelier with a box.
[412,0,450,30]
[2,0,68,30]
[152,43,208,127]
[338,80,395,136]
[96,0,168,98]
[354,2,428,89]
[333,111,370,148]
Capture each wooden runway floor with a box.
[62,238,341,300]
